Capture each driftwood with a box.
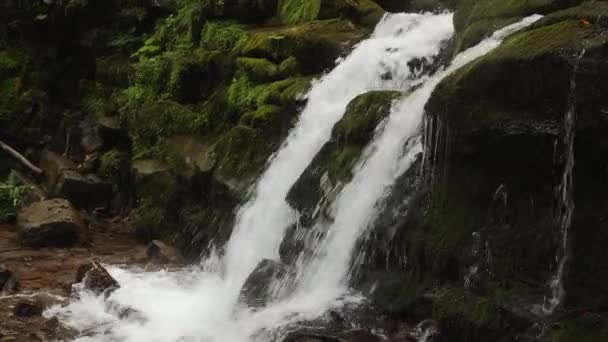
[0,140,43,176]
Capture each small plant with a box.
[0,172,31,223]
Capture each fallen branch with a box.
[0,140,43,177]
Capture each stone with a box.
[17,199,85,247]
[54,170,112,209]
[239,259,290,307]
[0,265,18,292]
[75,260,119,296]
[37,149,76,193]
[13,300,43,317]
[145,240,182,264]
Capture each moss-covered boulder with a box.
[453,0,582,53]
[401,3,608,339]
[276,0,385,27]
[286,90,400,226]
[238,19,370,74]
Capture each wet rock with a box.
[239,259,289,307]
[38,149,76,193]
[0,265,18,292]
[54,171,112,209]
[75,260,119,296]
[145,240,182,264]
[37,149,111,208]
[17,199,85,247]
[13,300,43,317]
[287,91,400,226]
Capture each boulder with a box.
[287,91,400,226]
[38,149,76,193]
[54,171,112,209]
[75,260,119,296]
[0,265,18,292]
[452,0,582,53]
[239,259,290,307]
[17,199,85,247]
[145,240,182,264]
[37,149,111,208]
[12,300,43,317]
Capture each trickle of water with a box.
[543,48,586,314]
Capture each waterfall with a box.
[47,12,455,342]
[284,15,544,308]
[543,48,586,314]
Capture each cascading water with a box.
[543,48,586,314]
[47,12,455,342]
[285,15,543,309]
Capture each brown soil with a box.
[0,221,149,341]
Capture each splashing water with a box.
[48,12,455,342]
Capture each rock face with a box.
[17,199,85,248]
[75,260,119,296]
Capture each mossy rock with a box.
[277,0,385,27]
[453,0,582,52]
[239,104,289,134]
[212,125,278,190]
[333,90,400,145]
[236,57,280,83]
[238,18,370,74]
[428,17,596,133]
[227,75,312,112]
[286,90,400,224]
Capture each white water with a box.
[288,14,544,306]
[48,13,455,342]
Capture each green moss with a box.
[214,125,274,180]
[333,90,400,144]
[227,75,311,112]
[277,0,321,25]
[256,76,311,106]
[200,21,248,51]
[130,197,167,241]
[168,50,222,102]
[239,104,284,131]
[98,150,126,182]
[236,57,279,83]
[135,56,173,95]
[493,20,583,59]
[133,38,161,59]
[238,19,369,73]
[452,0,576,53]
[455,17,520,52]
[278,56,301,77]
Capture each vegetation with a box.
[0,173,30,223]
